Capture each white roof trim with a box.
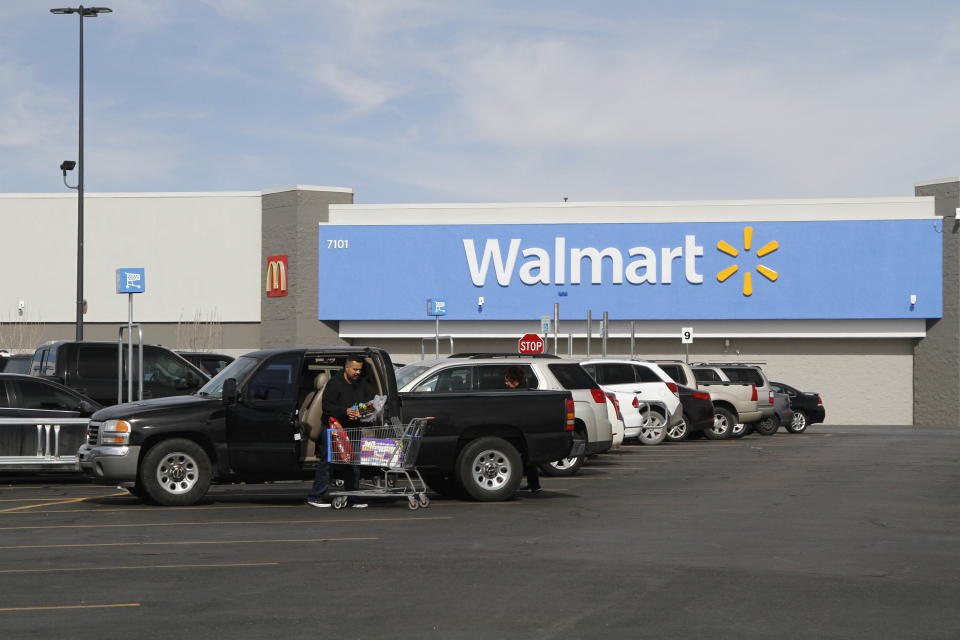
[326,197,935,225]
[333,196,930,210]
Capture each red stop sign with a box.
[518,333,545,354]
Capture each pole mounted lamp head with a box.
[50,7,112,17]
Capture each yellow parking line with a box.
[0,603,141,612]
[0,492,127,514]
[0,497,116,502]
[0,515,451,531]
[0,536,377,550]
[3,504,313,515]
[0,562,278,574]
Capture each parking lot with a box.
[1,425,957,640]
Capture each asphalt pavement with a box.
[0,425,957,640]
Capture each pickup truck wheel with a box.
[140,439,212,506]
[456,437,522,501]
[666,415,691,442]
[704,408,735,440]
[755,416,780,436]
[730,422,747,439]
[786,411,809,433]
[539,455,583,477]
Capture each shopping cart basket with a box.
[326,417,432,510]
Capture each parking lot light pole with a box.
[50,5,112,341]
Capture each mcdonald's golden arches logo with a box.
[265,255,288,297]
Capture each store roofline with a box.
[333,196,931,210]
[0,185,353,199]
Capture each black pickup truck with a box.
[78,347,575,505]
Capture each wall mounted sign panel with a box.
[318,220,942,321]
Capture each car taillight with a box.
[590,388,606,404]
[750,385,758,401]
[565,398,576,430]
[768,391,774,403]
[606,392,624,421]
[692,391,710,401]
[665,381,679,398]
[817,396,823,405]
[632,396,639,408]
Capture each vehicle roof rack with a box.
[448,353,562,359]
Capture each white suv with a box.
[580,359,683,445]
[396,355,614,475]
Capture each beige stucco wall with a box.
[0,192,262,325]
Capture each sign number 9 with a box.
[681,327,693,344]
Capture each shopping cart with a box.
[326,417,433,510]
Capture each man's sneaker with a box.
[306,499,332,508]
[350,503,368,509]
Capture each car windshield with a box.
[395,364,434,390]
[198,356,259,398]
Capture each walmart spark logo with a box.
[716,226,779,296]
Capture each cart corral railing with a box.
[0,417,89,472]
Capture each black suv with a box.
[30,341,209,407]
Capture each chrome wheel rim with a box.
[710,413,730,435]
[791,412,807,431]
[550,457,579,471]
[641,411,665,427]
[667,422,687,439]
[639,427,664,442]
[732,422,745,435]
[471,449,513,491]
[156,451,199,495]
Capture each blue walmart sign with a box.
[318,220,941,321]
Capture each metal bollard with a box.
[44,425,51,458]
[54,424,61,460]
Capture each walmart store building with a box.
[2,178,958,426]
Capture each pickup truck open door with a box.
[225,353,302,474]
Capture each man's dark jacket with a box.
[322,374,375,429]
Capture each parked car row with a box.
[393,353,825,477]
[1,341,823,505]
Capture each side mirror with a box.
[78,400,96,416]
[222,378,238,405]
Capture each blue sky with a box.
[3,1,960,203]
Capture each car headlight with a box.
[101,419,132,445]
